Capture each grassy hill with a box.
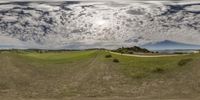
[0,50,200,100]
[112,46,152,54]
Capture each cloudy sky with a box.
[0,0,200,49]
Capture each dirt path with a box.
[65,51,131,97]
[110,52,190,57]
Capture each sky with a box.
[0,0,200,49]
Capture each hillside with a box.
[113,46,152,54]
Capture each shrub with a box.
[152,67,164,73]
[113,58,119,63]
[105,54,112,58]
[174,52,184,54]
[178,58,193,66]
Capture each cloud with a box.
[0,1,200,49]
[0,0,192,4]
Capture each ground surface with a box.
[0,50,200,100]
[110,52,190,57]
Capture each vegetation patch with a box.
[152,67,164,73]
[112,46,152,54]
[105,54,112,58]
[19,50,96,64]
[110,52,200,79]
[113,58,119,63]
[178,58,193,66]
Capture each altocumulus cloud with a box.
[0,0,200,49]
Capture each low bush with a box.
[105,54,112,58]
[152,67,164,73]
[174,52,184,54]
[113,58,119,63]
[178,58,193,66]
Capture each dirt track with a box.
[110,52,190,57]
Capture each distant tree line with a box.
[112,46,153,54]
[0,49,81,53]
[0,48,106,53]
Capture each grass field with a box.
[0,50,200,100]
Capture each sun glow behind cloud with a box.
[95,19,107,26]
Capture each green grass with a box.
[0,50,98,78]
[16,50,97,64]
[106,52,200,78]
[1,50,199,79]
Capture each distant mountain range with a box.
[142,40,200,50]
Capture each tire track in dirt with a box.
[69,51,99,87]
[67,51,134,97]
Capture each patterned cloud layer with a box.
[0,1,200,49]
